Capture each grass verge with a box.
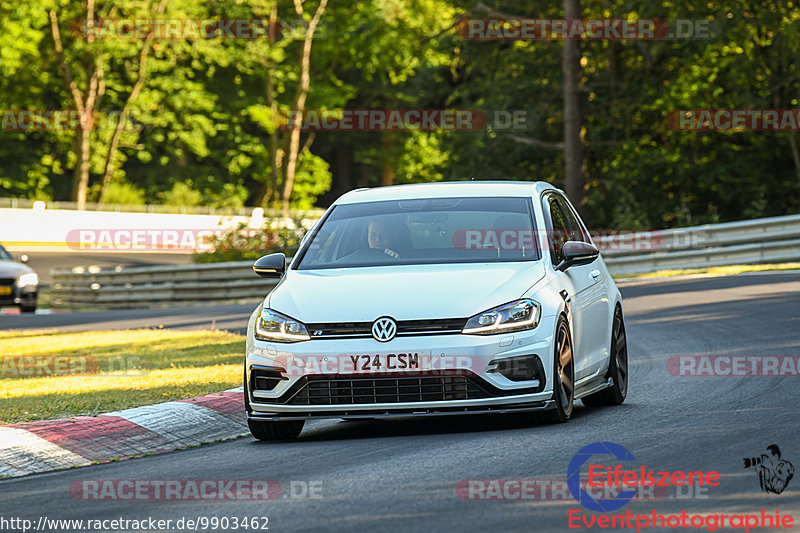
[614,262,800,280]
[0,329,244,424]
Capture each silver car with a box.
[244,182,628,440]
[0,244,38,313]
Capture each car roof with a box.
[334,181,559,205]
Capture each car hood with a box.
[0,260,33,278]
[268,262,546,322]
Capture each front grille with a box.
[306,318,467,339]
[284,374,491,405]
[0,278,14,286]
[306,322,372,337]
[396,318,467,334]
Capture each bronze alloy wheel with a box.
[543,316,574,423]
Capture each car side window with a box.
[546,195,569,266]
[554,196,589,244]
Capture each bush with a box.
[192,220,308,263]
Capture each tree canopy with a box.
[1,0,799,229]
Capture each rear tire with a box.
[541,315,574,423]
[248,419,304,441]
[582,307,628,407]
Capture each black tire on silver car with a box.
[542,315,574,423]
[244,370,304,441]
[247,419,304,441]
[582,306,628,407]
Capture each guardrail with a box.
[50,214,800,308]
[596,214,800,275]
[51,261,278,308]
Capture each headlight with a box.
[462,299,540,335]
[16,273,38,288]
[255,308,310,343]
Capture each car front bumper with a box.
[0,284,37,308]
[245,314,558,420]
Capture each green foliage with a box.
[1,0,800,229]
[89,181,146,205]
[291,151,332,209]
[158,182,204,206]
[192,220,307,263]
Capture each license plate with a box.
[350,354,420,371]
[0,286,12,295]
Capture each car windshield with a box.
[0,245,12,261]
[296,196,540,269]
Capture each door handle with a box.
[590,269,602,281]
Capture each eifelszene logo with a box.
[567,441,721,512]
[744,445,795,494]
[568,441,637,512]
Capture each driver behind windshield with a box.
[367,219,403,259]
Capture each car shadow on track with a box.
[247,403,631,444]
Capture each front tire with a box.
[582,307,628,407]
[542,315,574,423]
[248,419,304,441]
[244,369,305,441]
[20,304,36,313]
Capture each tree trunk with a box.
[333,145,352,196]
[562,0,585,214]
[281,0,328,214]
[381,133,397,186]
[789,132,800,210]
[98,0,167,203]
[72,129,90,208]
[253,2,282,208]
[253,60,282,207]
[381,158,395,186]
[50,7,102,211]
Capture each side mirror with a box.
[253,253,286,278]
[556,241,599,271]
[19,254,29,263]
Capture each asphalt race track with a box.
[0,304,256,334]
[1,272,799,532]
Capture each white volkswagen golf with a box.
[244,181,628,440]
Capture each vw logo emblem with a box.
[372,317,397,342]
